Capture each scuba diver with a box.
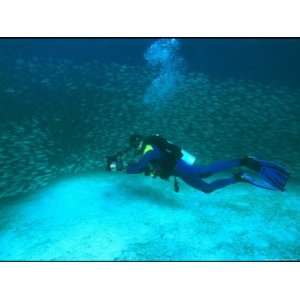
[107,134,289,194]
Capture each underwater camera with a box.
[105,147,132,172]
[105,153,125,172]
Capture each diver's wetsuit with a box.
[126,145,241,193]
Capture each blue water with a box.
[1,38,300,85]
[0,38,299,261]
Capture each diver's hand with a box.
[124,161,135,170]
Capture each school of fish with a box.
[0,57,299,200]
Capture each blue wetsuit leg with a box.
[174,159,241,193]
[179,173,238,193]
[175,159,241,177]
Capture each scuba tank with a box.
[181,149,196,165]
[143,134,196,165]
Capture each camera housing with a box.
[106,154,125,172]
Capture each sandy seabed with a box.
[0,172,299,261]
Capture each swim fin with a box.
[241,156,290,191]
[239,172,280,191]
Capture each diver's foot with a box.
[233,171,247,182]
[240,157,290,191]
[240,156,261,172]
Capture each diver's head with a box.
[129,134,144,152]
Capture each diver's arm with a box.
[126,148,161,174]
